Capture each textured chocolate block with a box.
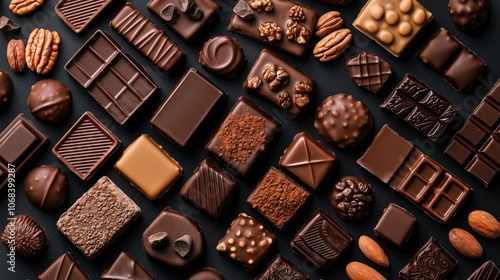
[55,0,114,34]
[374,203,417,247]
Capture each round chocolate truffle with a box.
[187,268,225,280]
[1,215,49,258]
[314,94,373,148]
[24,165,69,210]
[449,0,491,33]
[0,68,14,112]
[199,36,247,79]
[331,176,374,221]
[28,79,72,124]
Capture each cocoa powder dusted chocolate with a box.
[1,214,49,258]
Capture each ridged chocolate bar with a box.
[55,0,114,34]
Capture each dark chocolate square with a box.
[256,254,308,280]
[280,131,337,191]
[180,159,239,219]
[206,96,281,178]
[416,28,461,72]
[444,48,486,92]
[291,209,353,271]
[151,68,225,149]
[399,237,457,280]
[374,203,417,248]
[247,167,310,230]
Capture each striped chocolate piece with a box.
[55,0,114,34]
[53,111,120,180]
[38,252,89,280]
[468,261,500,280]
[110,2,185,73]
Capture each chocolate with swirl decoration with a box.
[199,36,247,79]
[1,215,49,258]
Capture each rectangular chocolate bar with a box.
[468,261,500,280]
[228,0,316,59]
[381,74,459,142]
[445,79,500,187]
[147,0,220,44]
[0,114,49,190]
[244,49,315,117]
[110,2,185,73]
[55,0,114,34]
[65,30,159,125]
[417,28,486,92]
[357,125,472,224]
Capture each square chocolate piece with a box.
[291,209,353,271]
[353,0,433,57]
[244,49,316,117]
[0,114,49,190]
[247,167,310,231]
[115,134,182,200]
[55,0,113,34]
[280,131,337,191]
[467,260,500,280]
[147,0,220,44]
[53,111,120,180]
[399,237,458,280]
[180,159,239,219]
[57,176,141,260]
[150,68,226,149]
[228,0,316,59]
[256,254,308,280]
[206,96,281,178]
[38,252,89,280]
[374,203,417,248]
[102,252,153,280]
[346,51,393,94]
[216,213,276,271]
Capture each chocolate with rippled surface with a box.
[199,36,246,79]
[1,214,49,258]
[38,252,89,280]
[468,260,500,280]
[55,0,113,34]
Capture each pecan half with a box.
[316,11,344,37]
[289,5,305,21]
[26,28,61,75]
[244,77,262,90]
[313,28,352,62]
[277,92,292,108]
[259,22,282,42]
[7,39,26,73]
[9,0,44,15]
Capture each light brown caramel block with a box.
[115,134,182,200]
[353,0,433,57]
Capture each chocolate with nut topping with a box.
[331,176,374,221]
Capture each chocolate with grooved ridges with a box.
[244,49,316,117]
[53,111,120,180]
[399,237,457,280]
[142,207,205,269]
[180,159,239,219]
[346,51,393,94]
[381,74,458,142]
[467,260,500,280]
[445,79,500,187]
[374,203,417,248]
[187,268,225,280]
[57,176,141,260]
[417,28,486,92]
[199,36,247,79]
[280,131,337,191]
[291,209,353,271]
[147,0,220,44]
[38,252,89,280]
[206,96,281,178]
[24,165,69,210]
[65,30,159,126]
[1,215,49,258]
[102,252,153,280]
[150,68,225,149]
[0,114,49,191]
[256,254,308,280]
[110,2,185,73]
[55,0,114,34]
[228,0,316,59]
[357,125,472,224]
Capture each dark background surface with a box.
[0,0,499,279]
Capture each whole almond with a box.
[448,228,483,258]
[346,261,386,280]
[316,11,344,37]
[7,39,26,73]
[313,28,352,62]
[358,235,389,267]
[468,210,500,239]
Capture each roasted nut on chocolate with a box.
[25,28,60,75]
[295,94,310,107]
[173,234,193,257]
[289,5,305,21]
[234,1,254,19]
[7,39,26,73]
[262,64,288,90]
[244,76,262,90]
[286,21,309,45]
[148,231,168,248]
[1,215,49,258]
[9,0,44,15]
[316,11,344,37]
[262,63,277,82]
[178,0,195,12]
[259,22,282,42]
[160,4,178,23]
[251,0,273,12]
[188,5,203,21]
[295,82,313,95]
[313,28,352,62]
[277,92,292,108]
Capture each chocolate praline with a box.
[0,68,14,112]
[199,36,246,79]
[314,94,373,148]
[449,0,491,33]
[1,215,49,258]
[331,176,374,221]
[187,268,225,280]
[24,165,69,210]
[28,79,72,124]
